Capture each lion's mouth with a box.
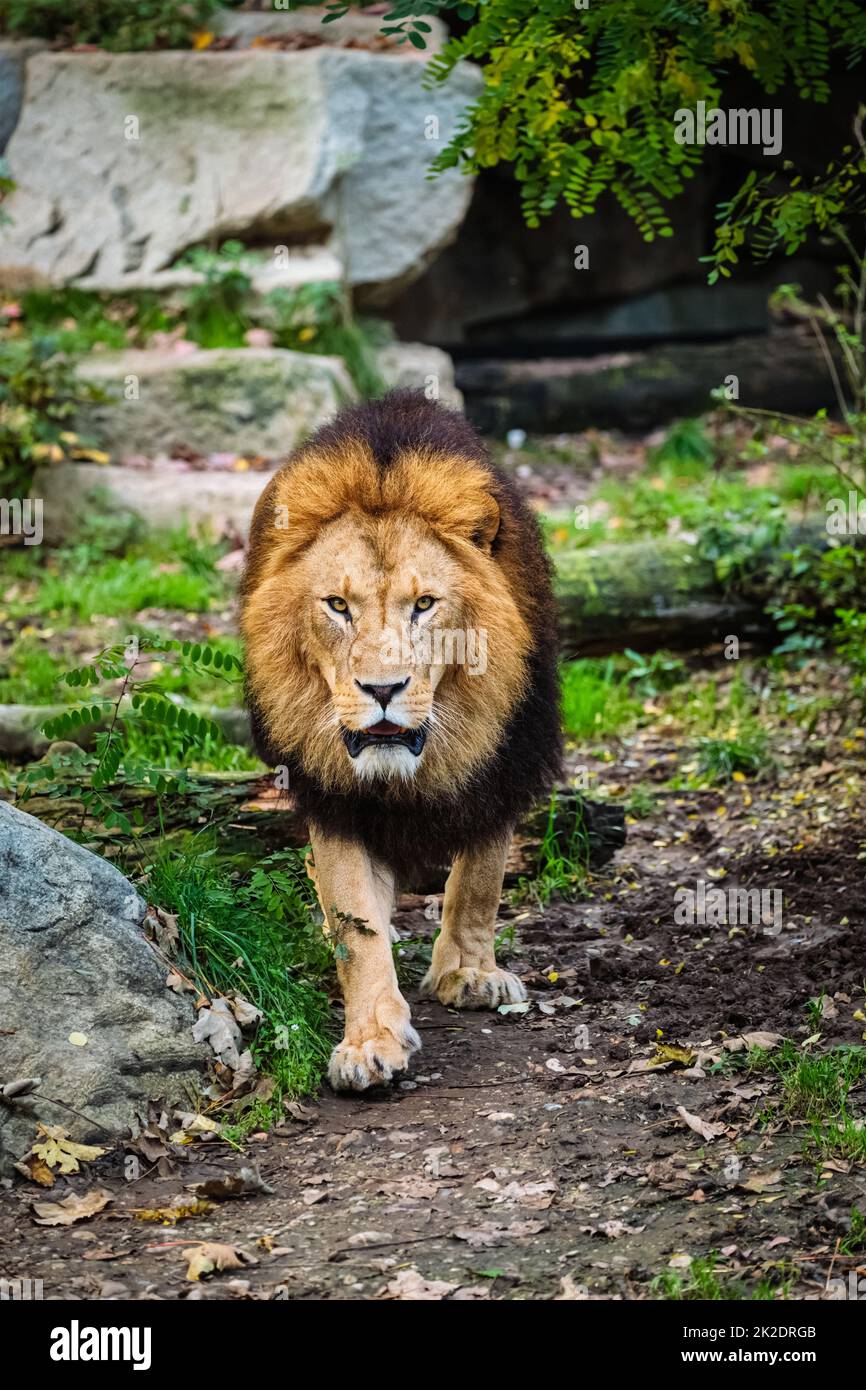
[342,721,427,758]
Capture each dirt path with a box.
[3,726,865,1301]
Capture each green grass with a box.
[729,1040,866,1163]
[560,658,643,739]
[840,1207,866,1255]
[121,720,259,774]
[0,523,244,759]
[0,637,66,704]
[651,1253,792,1301]
[37,551,221,621]
[0,521,235,624]
[512,789,590,906]
[20,287,171,355]
[145,840,335,1134]
[624,784,661,819]
[18,280,389,397]
[542,421,839,555]
[694,727,772,783]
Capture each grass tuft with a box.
[144,839,336,1133]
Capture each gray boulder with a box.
[0,801,209,1169]
[0,48,480,299]
[377,342,463,411]
[75,346,355,459]
[0,40,47,153]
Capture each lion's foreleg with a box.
[420,834,526,1009]
[309,828,419,1091]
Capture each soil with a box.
[2,711,864,1302]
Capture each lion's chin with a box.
[350,743,424,783]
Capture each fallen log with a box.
[553,536,770,657]
[552,517,845,657]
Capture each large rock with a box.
[377,341,463,410]
[33,461,270,545]
[74,346,355,459]
[0,49,480,298]
[0,801,209,1169]
[0,39,46,153]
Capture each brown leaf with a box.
[723,1031,783,1054]
[474,1177,557,1209]
[32,1189,112,1226]
[738,1169,784,1193]
[191,1168,273,1201]
[555,1274,589,1300]
[380,1268,457,1301]
[453,1220,547,1249]
[14,1152,56,1187]
[182,1241,256,1282]
[676,1105,726,1142]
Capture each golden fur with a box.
[241,393,561,1089]
[242,440,533,799]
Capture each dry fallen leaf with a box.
[129,1197,215,1224]
[32,1189,112,1226]
[191,1168,274,1201]
[453,1220,546,1249]
[723,1031,784,1054]
[676,1105,726,1142]
[738,1169,784,1193]
[182,1241,256,1282]
[169,1113,220,1143]
[14,1152,56,1187]
[474,1177,557,1209]
[0,1076,41,1100]
[192,1000,243,1069]
[555,1274,589,1300]
[30,1125,106,1175]
[380,1267,457,1301]
[228,993,263,1029]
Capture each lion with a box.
[241,391,561,1091]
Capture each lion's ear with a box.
[471,494,501,551]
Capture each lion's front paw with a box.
[328,1018,421,1092]
[420,965,527,1010]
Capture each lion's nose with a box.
[356,678,409,712]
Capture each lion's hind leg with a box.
[420,834,526,1009]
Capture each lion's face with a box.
[301,512,465,782]
[242,444,533,795]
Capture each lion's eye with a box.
[414,595,435,614]
[326,596,349,616]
